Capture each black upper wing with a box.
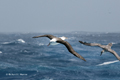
[57,39,86,61]
[32,34,56,39]
[79,41,101,47]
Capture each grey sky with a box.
[0,0,120,33]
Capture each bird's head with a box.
[108,43,112,47]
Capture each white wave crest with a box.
[97,60,119,66]
[17,39,25,43]
[112,42,116,44]
[68,37,75,40]
[38,43,45,46]
[2,39,25,45]
[2,42,11,44]
[41,78,53,80]
[69,59,78,62]
[0,51,2,53]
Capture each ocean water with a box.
[0,32,120,80]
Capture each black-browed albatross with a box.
[79,41,120,61]
[32,34,86,61]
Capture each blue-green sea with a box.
[0,32,120,80]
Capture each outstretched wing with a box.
[32,34,56,39]
[79,41,102,47]
[108,49,120,61]
[57,39,86,61]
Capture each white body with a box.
[50,36,67,45]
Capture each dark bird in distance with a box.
[79,41,120,61]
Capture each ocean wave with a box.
[112,42,120,48]
[115,42,120,45]
[0,51,2,54]
[111,42,120,45]
[69,58,78,62]
[2,39,25,45]
[2,42,12,45]
[67,37,75,40]
[17,39,25,43]
[38,43,45,46]
[0,62,18,69]
[97,60,119,66]
[41,78,53,80]
[112,42,116,44]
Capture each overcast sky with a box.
[0,0,120,33]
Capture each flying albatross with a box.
[79,41,120,61]
[32,34,86,61]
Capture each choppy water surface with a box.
[0,32,120,80]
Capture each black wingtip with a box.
[83,58,86,62]
[79,56,86,62]
[32,36,38,38]
[79,41,84,44]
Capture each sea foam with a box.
[97,60,119,66]
[0,51,2,53]
[17,39,25,43]
[2,39,25,45]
